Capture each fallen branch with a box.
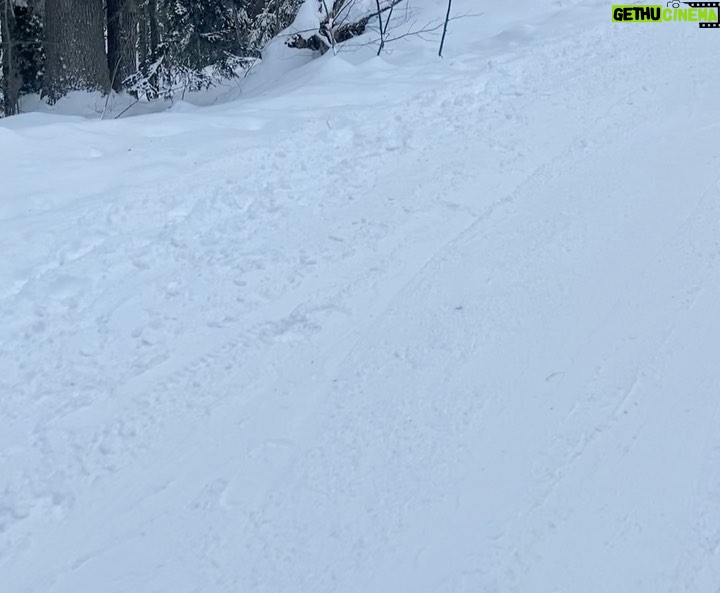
[288,0,404,55]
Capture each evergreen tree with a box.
[12,1,44,95]
[43,0,110,102]
[108,0,139,92]
[244,0,303,53]
[1,0,305,114]
[0,0,19,115]
[1,0,43,115]
[133,0,302,97]
[156,0,245,91]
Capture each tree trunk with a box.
[138,4,148,65]
[43,0,109,102]
[107,0,138,92]
[0,0,19,116]
[147,0,158,60]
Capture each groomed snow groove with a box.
[1,1,720,592]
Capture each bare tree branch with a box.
[439,0,452,58]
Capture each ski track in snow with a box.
[2,2,720,592]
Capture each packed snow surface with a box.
[2,1,720,592]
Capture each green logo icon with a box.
[612,2,720,26]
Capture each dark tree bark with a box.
[147,0,158,60]
[1,0,45,116]
[0,0,19,115]
[107,0,138,91]
[138,5,148,64]
[43,0,109,102]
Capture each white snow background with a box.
[2,0,720,592]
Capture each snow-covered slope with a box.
[2,2,720,592]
